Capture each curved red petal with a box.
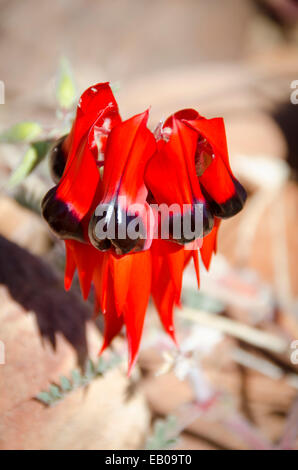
[165,246,185,300]
[93,252,110,315]
[187,117,231,170]
[151,240,182,343]
[102,110,156,204]
[192,249,200,288]
[151,257,178,344]
[64,240,76,290]
[186,116,247,217]
[65,82,121,170]
[43,83,121,242]
[90,111,156,255]
[123,250,152,374]
[200,217,221,270]
[146,118,202,207]
[68,240,99,299]
[110,253,133,316]
[56,141,100,220]
[99,271,124,354]
[145,117,213,242]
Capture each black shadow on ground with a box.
[0,235,91,367]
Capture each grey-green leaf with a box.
[84,359,96,380]
[96,357,108,375]
[9,140,52,187]
[36,392,53,406]
[71,369,83,387]
[145,415,178,450]
[0,122,42,143]
[49,384,63,400]
[60,376,72,392]
[56,58,76,110]
[9,146,38,187]
[182,288,224,313]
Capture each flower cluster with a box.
[42,83,246,372]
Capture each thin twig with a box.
[223,412,272,450]
[232,347,298,389]
[179,307,288,354]
[276,396,298,450]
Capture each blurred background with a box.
[0,0,297,450]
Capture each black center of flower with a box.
[41,186,85,242]
[167,201,214,245]
[88,202,146,255]
[49,135,68,184]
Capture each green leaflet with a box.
[9,140,52,187]
[56,58,77,110]
[145,415,178,450]
[35,355,121,407]
[0,122,42,143]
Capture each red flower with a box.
[145,109,246,241]
[88,109,156,255]
[42,84,246,372]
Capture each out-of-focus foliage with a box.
[145,415,178,450]
[0,122,42,143]
[56,57,77,110]
[35,355,121,407]
[182,288,224,313]
[9,140,53,187]
[0,60,77,188]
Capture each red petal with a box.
[67,240,99,299]
[146,118,202,207]
[192,249,200,288]
[102,110,156,204]
[110,253,133,315]
[145,117,213,242]
[123,250,152,374]
[93,253,110,314]
[187,116,231,170]
[151,240,183,343]
[64,240,76,290]
[151,257,178,344]
[186,116,247,217]
[200,217,221,270]
[65,83,121,170]
[56,138,100,222]
[157,240,185,300]
[90,111,156,255]
[100,271,124,354]
[42,84,122,241]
